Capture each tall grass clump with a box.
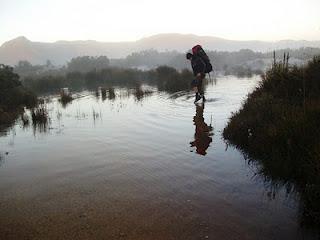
[223,53,320,227]
[149,66,194,93]
[30,103,50,133]
[59,89,73,107]
[31,104,49,124]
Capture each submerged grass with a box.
[223,54,320,227]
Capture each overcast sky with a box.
[1,0,320,45]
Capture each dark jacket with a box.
[191,55,206,76]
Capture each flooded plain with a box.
[0,76,317,239]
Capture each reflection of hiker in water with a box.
[190,104,213,155]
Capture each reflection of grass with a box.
[92,108,101,121]
[223,54,320,227]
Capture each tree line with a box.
[13,47,320,79]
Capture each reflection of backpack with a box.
[192,45,213,73]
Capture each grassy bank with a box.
[223,55,320,227]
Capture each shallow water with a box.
[0,76,317,239]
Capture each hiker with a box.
[186,45,213,103]
[186,52,206,103]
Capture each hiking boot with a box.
[194,93,201,103]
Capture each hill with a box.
[1,33,320,65]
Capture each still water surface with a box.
[0,76,317,239]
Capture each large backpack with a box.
[192,45,213,73]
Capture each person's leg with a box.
[200,79,206,101]
[198,75,206,101]
[192,79,201,103]
[194,91,201,103]
[197,78,203,95]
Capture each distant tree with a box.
[14,60,43,77]
[46,60,53,67]
[67,56,110,72]
[17,60,32,68]
[125,49,181,69]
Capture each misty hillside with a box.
[1,34,320,65]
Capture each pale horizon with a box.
[1,0,320,46]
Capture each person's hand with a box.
[196,73,204,80]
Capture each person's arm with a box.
[191,63,197,76]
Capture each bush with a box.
[0,64,37,126]
[223,55,320,227]
[151,66,194,92]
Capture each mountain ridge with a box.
[1,33,320,65]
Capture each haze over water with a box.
[0,76,317,239]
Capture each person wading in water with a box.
[186,52,206,103]
[186,45,213,103]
